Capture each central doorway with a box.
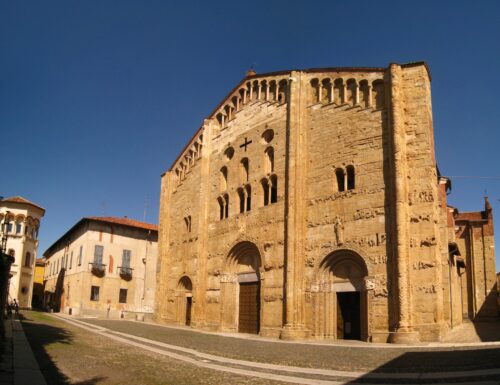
[238,281,260,334]
[336,291,361,340]
[185,296,192,326]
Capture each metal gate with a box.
[238,282,260,334]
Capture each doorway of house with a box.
[336,291,361,340]
[238,282,260,334]
[185,296,192,326]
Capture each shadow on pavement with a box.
[20,312,105,385]
[346,346,500,384]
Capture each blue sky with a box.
[1,0,499,268]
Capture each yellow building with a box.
[32,259,45,308]
[43,216,158,319]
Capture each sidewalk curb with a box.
[12,319,46,385]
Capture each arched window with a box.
[220,166,228,191]
[25,252,31,267]
[335,168,345,192]
[238,188,245,214]
[245,184,252,211]
[218,195,230,220]
[224,194,229,218]
[270,175,278,203]
[346,165,355,190]
[262,179,270,206]
[372,80,385,109]
[265,147,274,173]
[240,158,249,182]
[184,216,192,232]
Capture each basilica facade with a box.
[154,62,497,342]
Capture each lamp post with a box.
[0,211,11,256]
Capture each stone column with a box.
[280,71,311,340]
[194,120,213,328]
[154,170,173,323]
[387,64,419,343]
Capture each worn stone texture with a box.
[155,63,497,342]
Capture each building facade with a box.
[0,196,45,308]
[31,259,45,308]
[155,63,497,342]
[43,217,158,319]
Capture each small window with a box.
[69,251,73,269]
[24,252,31,267]
[220,167,228,191]
[245,184,251,211]
[238,188,245,214]
[335,168,345,192]
[184,216,192,232]
[90,286,100,301]
[16,223,22,234]
[265,147,274,173]
[262,179,270,206]
[119,288,127,304]
[78,245,83,266]
[7,223,12,233]
[240,158,249,183]
[346,165,355,190]
[94,245,104,266]
[270,175,278,204]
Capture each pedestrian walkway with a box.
[0,317,46,385]
[53,314,500,385]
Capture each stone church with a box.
[155,62,497,343]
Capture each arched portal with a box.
[313,250,369,341]
[220,241,261,334]
[176,276,193,326]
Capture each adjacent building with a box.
[155,63,497,343]
[43,216,158,319]
[0,196,45,308]
[31,259,45,308]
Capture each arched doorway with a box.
[220,241,261,334]
[177,276,193,326]
[313,250,369,341]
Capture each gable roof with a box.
[1,196,45,213]
[85,216,158,232]
[43,216,158,258]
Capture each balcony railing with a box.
[118,266,133,281]
[89,262,106,277]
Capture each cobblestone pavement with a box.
[55,315,500,384]
[20,311,280,385]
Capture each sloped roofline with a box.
[163,62,429,175]
[1,196,45,214]
[43,216,158,258]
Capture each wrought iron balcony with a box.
[89,262,106,277]
[118,266,133,281]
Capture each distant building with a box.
[43,216,158,319]
[0,196,45,308]
[31,259,45,308]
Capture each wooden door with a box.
[185,297,192,326]
[238,282,260,334]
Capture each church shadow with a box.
[345,346,500,384]
[471,283,500,342]
[20,312,106,385]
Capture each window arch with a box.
[184,216,192,232]
[218,195,229,220]
[346,165,355,190]
[220,166,228,191]
[245,184,252,211]
[25,252,31,267]
[261,179,270,206]
[270,175,278,203]
[335,168,345,192]
[238,185,252,213]
[264,147,274,173]
[240,158,249,183]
